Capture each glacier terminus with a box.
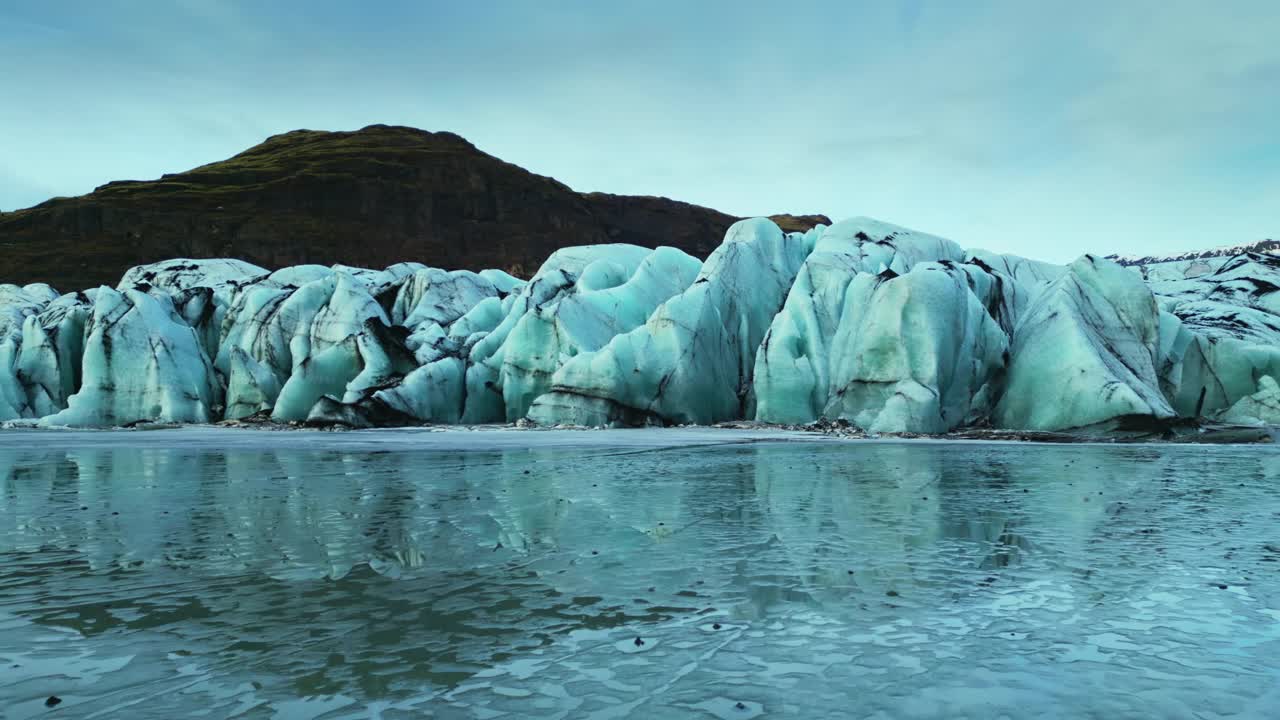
[4,216,1280,435]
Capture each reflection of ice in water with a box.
[1,429,1279,718]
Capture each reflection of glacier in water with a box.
[1,429,1279,719]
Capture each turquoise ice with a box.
[4,219,1280,430]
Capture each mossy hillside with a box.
[0,124,829,291]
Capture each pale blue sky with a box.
[1,0,1276,261]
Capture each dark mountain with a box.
[0,124,829,290]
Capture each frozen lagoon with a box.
[1,428,1278,719]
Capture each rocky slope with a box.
[0,124,829,290]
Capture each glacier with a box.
[3,216,1279,432]
[751,220,1011,431]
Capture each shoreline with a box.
[0,421,1274,450]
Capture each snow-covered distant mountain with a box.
[1108,239,1280,266]
[1105,239,1279,283]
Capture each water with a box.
[1,428,1278,719]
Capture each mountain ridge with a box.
[0,124,829,290]
[1107,239,1280,266]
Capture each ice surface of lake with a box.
[1,428,1278,718]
